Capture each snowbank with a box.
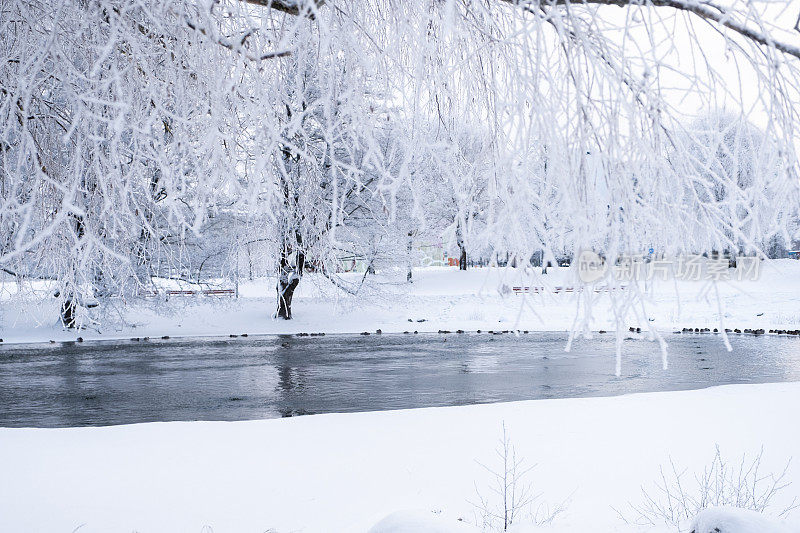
[690,506,799,533]
[3,260,800,345]
[1,383,798,532]
[368,510,479,532]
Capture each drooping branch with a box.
[240,0,326,17]
[185,18,291,60]
[506,0,800,60]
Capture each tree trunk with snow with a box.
[456,224,468,271]
[60,296,77,329]
[276,233,304,319]
[276,148,305,320]
[407,231,413,282]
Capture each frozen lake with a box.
[1,331,799,427]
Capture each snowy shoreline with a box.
[2,326,800,349]
[3,260,800,347]
[2,382,798,532]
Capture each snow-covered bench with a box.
[137,289,235,298]
[166,289,234,297]
[512,286,627,295]
[512,286,543,294]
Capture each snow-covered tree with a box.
[2,0,800,329]
[678,111,799,257]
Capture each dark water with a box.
[0,332,799,428]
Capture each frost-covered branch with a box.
[506,0,800,60]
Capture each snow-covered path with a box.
[2,382,798,532]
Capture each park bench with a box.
[512,285,627,295]
[136,289,236,298]
[512,286,543,294]
[166,289,234,297]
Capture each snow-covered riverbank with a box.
[1,382,798,532]
[3,260,800,345]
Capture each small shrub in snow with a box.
[616,446,798,528]
[471,423,565,532]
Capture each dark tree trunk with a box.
[276,225,305,319]
[61,210,86,328]
[407,231,413,282]
[276,229,304,319]
[60,295,77,328]
[277,273,300,319]
[456,223,467,271]
[276,145,304,320]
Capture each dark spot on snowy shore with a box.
[699,358,707,361]
[227,397,244,402]
[76,337,83,342]
[131,337,140,342]
[598,330,606,334]
[360,332,370,335]
[456,329,464,333]
[413,331,418,334]
[438,330,450,334]
[161,335,170,340]
[376,329,382,334]
[280,342,290,348]
[477,329,482,333]
[408,319,413,322]
[241,333,248,337]
[701,367,712,370]
[296,332,309,337]
[403,331,409,334]
[230,334,238,338]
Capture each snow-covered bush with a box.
[690,506,800,533]
[618,446,798,529]
[471,423,565,532]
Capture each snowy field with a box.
[1,382,798,532]
[3,259,800,345]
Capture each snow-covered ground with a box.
[1,382,798,532]
[3,260,800,344]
